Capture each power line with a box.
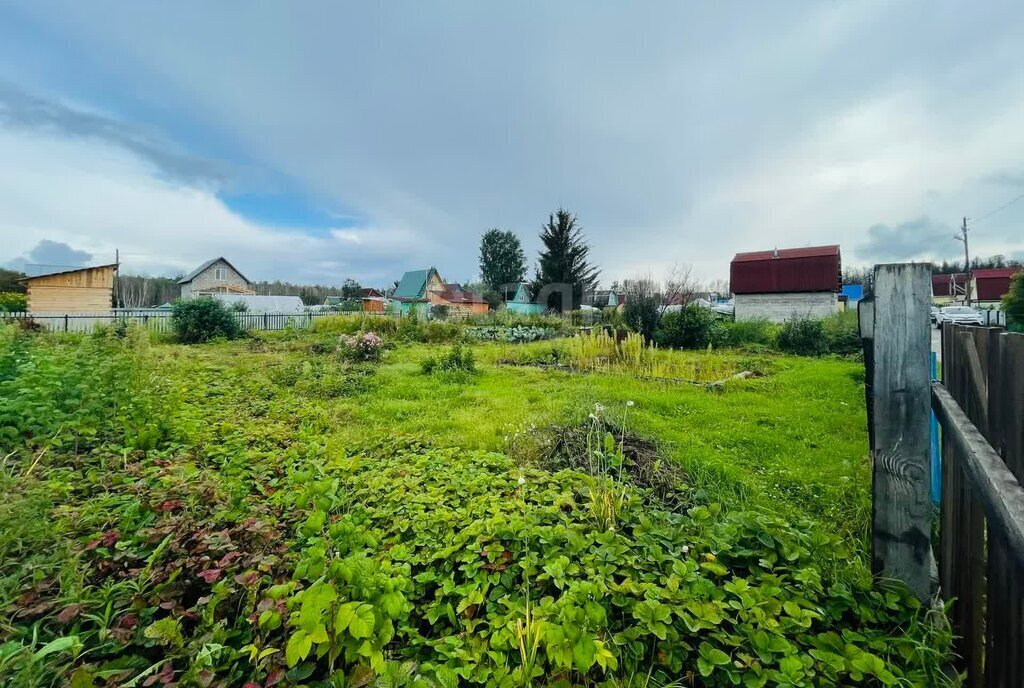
[972,189,1024,224]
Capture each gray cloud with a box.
[4,239,94,272]
[982,169,1024,188]
[0,82,228,189]
[1,2,1024,283]
[858,216,957,262]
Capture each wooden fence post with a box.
[870,263,933,600]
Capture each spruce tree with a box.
[533,209,600,311]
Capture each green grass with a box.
[0,326,952,687]
[165,336,871,540]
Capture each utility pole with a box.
[954,217,971,305]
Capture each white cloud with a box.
[0,127,415,283]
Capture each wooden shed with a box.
[21,264,118,313]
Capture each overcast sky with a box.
[1,1,1022,287]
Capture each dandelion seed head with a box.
[626,400,635,407]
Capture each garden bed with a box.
[0,325,953,686]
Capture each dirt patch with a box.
[536,420,690,510]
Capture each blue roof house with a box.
[504,282,545,315]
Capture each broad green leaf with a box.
[348,603,376,639]
[285,630,313,668]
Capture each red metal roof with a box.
[931,273,967,296]
[972,268,1021,279]
[730,244,841,294]
[732,245,840,263]
[973,267,1022,301]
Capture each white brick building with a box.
[729,245,841,323]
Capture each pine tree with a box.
[533,209,600,311]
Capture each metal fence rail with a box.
[1,310,379,333]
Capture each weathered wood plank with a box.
[870,264,933,599]
[988,332,1024,686]
[938,328,987,682]
[932,383,1024,567]
[960,329,989,430]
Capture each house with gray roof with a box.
[178,257,254,298]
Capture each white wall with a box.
[734,292,837,323]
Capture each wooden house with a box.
[389,268,488,317]
[178,257,254,298]
[504,282,545,314]
[20,264,118,313]
[359,288,386,313]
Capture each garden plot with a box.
[0,325,955,687]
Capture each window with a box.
[214,267,226,280]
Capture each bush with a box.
[778,316,828,356]
[421,342,477,374]
[170,298,242,344]
[429,304,450,320]
[654,305,724,349]
[720,319,779,348]
[822,310,861,356]
[0,292,27,313]
[337,331,386,362]
[623,294,660,341]
[313,313,399,335]
[1004,272,1024,333]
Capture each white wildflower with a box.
[682,545,690,554]
[518,476,526,485]
[608,526,615,532]
[626,400,635,407]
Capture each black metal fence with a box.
[1,310,379,334]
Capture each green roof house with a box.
[389,268,445,317]
[504,282,545,315]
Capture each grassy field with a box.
[0,324,954,687]
[167,336,871,538]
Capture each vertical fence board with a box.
[987,333,1024,686]
[870,264,932,599]
[950,326,987,684]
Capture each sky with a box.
[1,1,1023,287]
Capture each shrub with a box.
[778,316,828,356]
[421,320,463,343]
[313,313,399,335]
[0,292,27,313]
[170,297,242,344]
[421,342,477,374]
[1004,272,1024,333]
[337,331,386,362]
[721,319,778,348]
[822,310,861,356]
[429,304,450,320]
[623,293,661,341]
[654,305,724,349]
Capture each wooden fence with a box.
[1,310,379,334]
[862,263,1024,686]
